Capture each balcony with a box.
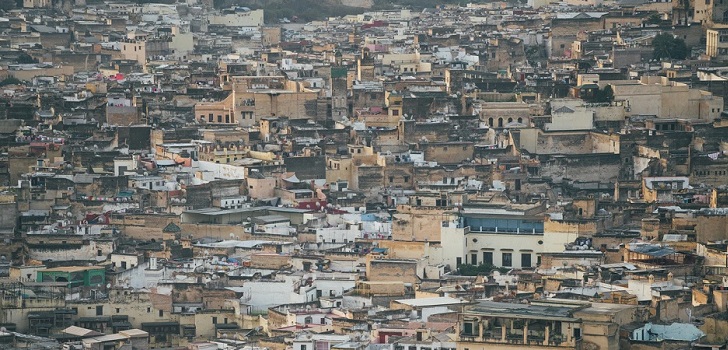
[468,226,544,235]
[459,318,578,348]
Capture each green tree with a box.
[0,0,15,11]
[16,53,37,64]
[646,13,662,25]
[594,85,614,103]
[652,33,688,60]
[0,76,22,86]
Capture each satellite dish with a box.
[106,283,111,288]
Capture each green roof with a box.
[331,67,347,78]
[162,222,181,233]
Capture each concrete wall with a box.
[549,18,603,58]
[695,214,728,242]
[366,258,419,284]
[543,218,598,253]
[392,205,455,242]
[539,154,622,183]
[611,79,723,120]
[28,240,114,262]
[420,143,475,164]
[107,106,141,126]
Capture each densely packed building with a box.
[1,0,728,349]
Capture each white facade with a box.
[208,9,264,27]
[441,226,544,269]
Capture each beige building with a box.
[23,0,50,8]
[456,299,648,350]
[195,94,237,126]
[195,78,319,127]
[641,176,690,203]
[120,40,147,66]
[707,25,728,59]
[325,144,381,190]
[392,205,457,242]
[548,98,625,131]
[518,129,620,155]
[608,76,723,120]
[207,9,264,27]
[476,101,537,128]
[7,64,74,81]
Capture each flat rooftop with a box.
[463,300,583,321]
[394,296,469,308]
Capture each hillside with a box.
[213,0,469,22]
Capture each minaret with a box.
[330,49,348,124]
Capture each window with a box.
[392,109,399,116]
[212,317,217,324]
[159,310,163,317]
[403,176,409,182]
[96,305,103,316]
[483,252,493,265]
[301,346,307,350]
[456,257,462,266]
[521,253,532,268]
[502,252,512,267]
[147,307,151,313]
[471,253,477,265]
[389,176,394,183]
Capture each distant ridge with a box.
[212,0,472,22]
